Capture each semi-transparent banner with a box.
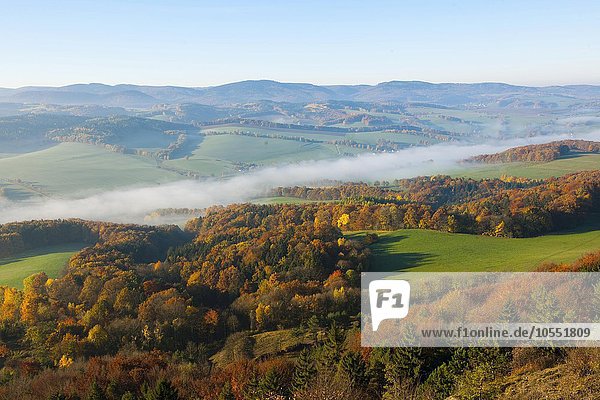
[361,272,600,347]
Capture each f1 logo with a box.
[369,280,411,331]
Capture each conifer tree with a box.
[258,369,284,398]
[339,351,369,389]
[218,381,235,400]
[87,381,104,400]
[423,363,454,400]
[317,323,345,372]
[121,392,137,400]
[144,379,179,400]
[292,348,316,392]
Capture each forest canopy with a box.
[0,169,598,398]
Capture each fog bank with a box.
[1,132,598,224]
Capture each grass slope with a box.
[250,196,324,205]
[165,134,364,177]
[210,329,312,368]
[351,224,600,272]
[0,243,85,288]
[0,143,183,197]
[458,154,600,180]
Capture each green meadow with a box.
[458,154,600,180]
[250,196,324,205]
[350,223,600,272]
[0,243,85,288]
[164,134,364,177]
[0,143,183,197]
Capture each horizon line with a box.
[2,79,600,90]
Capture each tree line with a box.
[468,139,600,163]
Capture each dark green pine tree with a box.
[448,347,469,376]
[388,347,424,379]
[258,369,286,398]
[306,314,320,342]
[47,394,67,400]
[292,348,316,392]
[243,375,261,400]
[366,359,387,395]
[423,363,455,400]
[317,322,345,372]
[121,392,137,400]
[339,351,369,389]
[144,379,180,400]
[87,381,105,400]
[218,381,235,400]
[383,347,425,400]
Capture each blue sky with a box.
[1,0,599,87]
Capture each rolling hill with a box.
[352,223,600,272]
[2,80,599,107]
[0,243,85,288]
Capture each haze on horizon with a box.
[4,79,600,91]
[1,0,599,88]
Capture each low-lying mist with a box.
[1,132,598,225]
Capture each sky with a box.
[1,0,599,88]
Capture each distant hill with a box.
[192,80,338,105]
[467,140,600,163]
[46,116,194,152]
[9,88,160,108]
[2,80,599,107]
[0,114,85,140]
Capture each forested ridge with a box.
[467,139,600,163]
[0,220,189,259]
[273,170,600,238]
[0,171,599,399]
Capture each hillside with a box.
[351,222,600,272]
[459,153,600,179]
[2,80,600,107]
[0,243,85,288]
[0,143,182,198]
[46,115,194,154]
[468,139,600,163]
[0,196,597,399]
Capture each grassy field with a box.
[350,223,600,272]
[250,196,324,204]
[109,129,175,151]
[0,243,85,288]
[201,125,432,147]
[346,130,431,145]
[211,328,312,368]
[0,143,183,197]
[200,125,348,141]
[187,134,343,163]
[457,153,600,180]
[164,134,365,177]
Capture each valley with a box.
[0,81,598,400]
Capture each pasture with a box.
[350,223,600,272]
[251,196,323,204]
[164,134,365,177]
[0,243,85,288]
[0,143,183,197]
[459,153,600,180]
